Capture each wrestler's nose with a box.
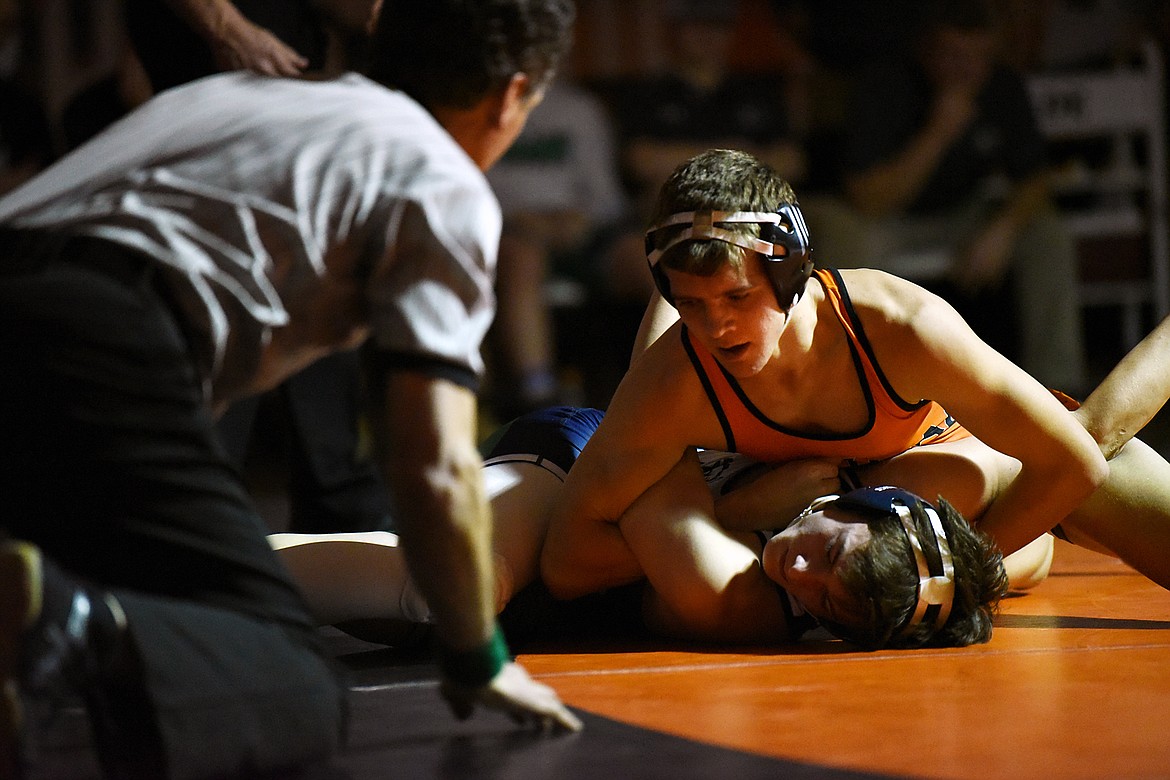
[703,304,733,338]
[788,551,828,585]
[789,553,811,579]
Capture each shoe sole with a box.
[0,541,42,780]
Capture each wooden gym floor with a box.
[31,539,1170,779]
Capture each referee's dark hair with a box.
[366,0,576,111]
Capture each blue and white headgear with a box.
[825,486,956,638]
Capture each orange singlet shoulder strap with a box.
[681,324,740,451]
[820,268,969,450]
[818,268,933,417]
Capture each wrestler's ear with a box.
[496,72,535,129]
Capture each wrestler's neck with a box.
[752,283,836,388]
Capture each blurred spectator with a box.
[996,0,1153,73]
[485,78,631,418]
[60,47,153,151]
[571,0,807,403]
[119,0,395,533]
[62,0,378,148]
[768,0,921,193]
[0,0,52,196]
[800,0,1088,394]
[602,0,805,213]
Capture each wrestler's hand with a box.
[716,457,841,532]
[765,458,843,521]
[440,661,583,733]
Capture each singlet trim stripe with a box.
[684,273,881,442]
[682,325,736,452]
[827,267,927,413]
[481,453,568,482]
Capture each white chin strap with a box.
[645,211,792,266]
[894,502,955,637]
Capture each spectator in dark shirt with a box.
[122,0,395,533]
[606,0,805,214]
[0,0,52,196]
[801,0,1087,394]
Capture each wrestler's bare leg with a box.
[269,531,426,625]
[482,459,564,603]
[1075,314,1170,460]
[1059,436,1170,590]
[269,460,563,625]
[855,418,1170,592]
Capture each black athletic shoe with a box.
[0,540,142,779]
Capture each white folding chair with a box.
[1027,39,1170,348]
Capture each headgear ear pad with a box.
[643,203,814,310]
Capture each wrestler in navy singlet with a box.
[489,407,819,645]
[482,406,605,478]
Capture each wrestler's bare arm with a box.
[854,439,1054,590]
[540,329,719,600]
[844,270,1107,556]
[619,449,791,644]
[712,457,842,533]
[631,289,680,360]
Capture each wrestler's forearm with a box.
[714,458,839,532]
[540,513,642,600]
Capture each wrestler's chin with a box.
[716,345,768,377]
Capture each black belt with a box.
[0,227,153,286]
[0,226,198,353]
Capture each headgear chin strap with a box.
[643,205,813,310]
[833,486,955,639]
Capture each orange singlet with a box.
[683,268,970,465]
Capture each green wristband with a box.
[439,625,511,687]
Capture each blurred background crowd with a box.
[3,0,1169,433]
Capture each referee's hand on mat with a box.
[440,661,584,733]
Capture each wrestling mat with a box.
[28,541,1170,779]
